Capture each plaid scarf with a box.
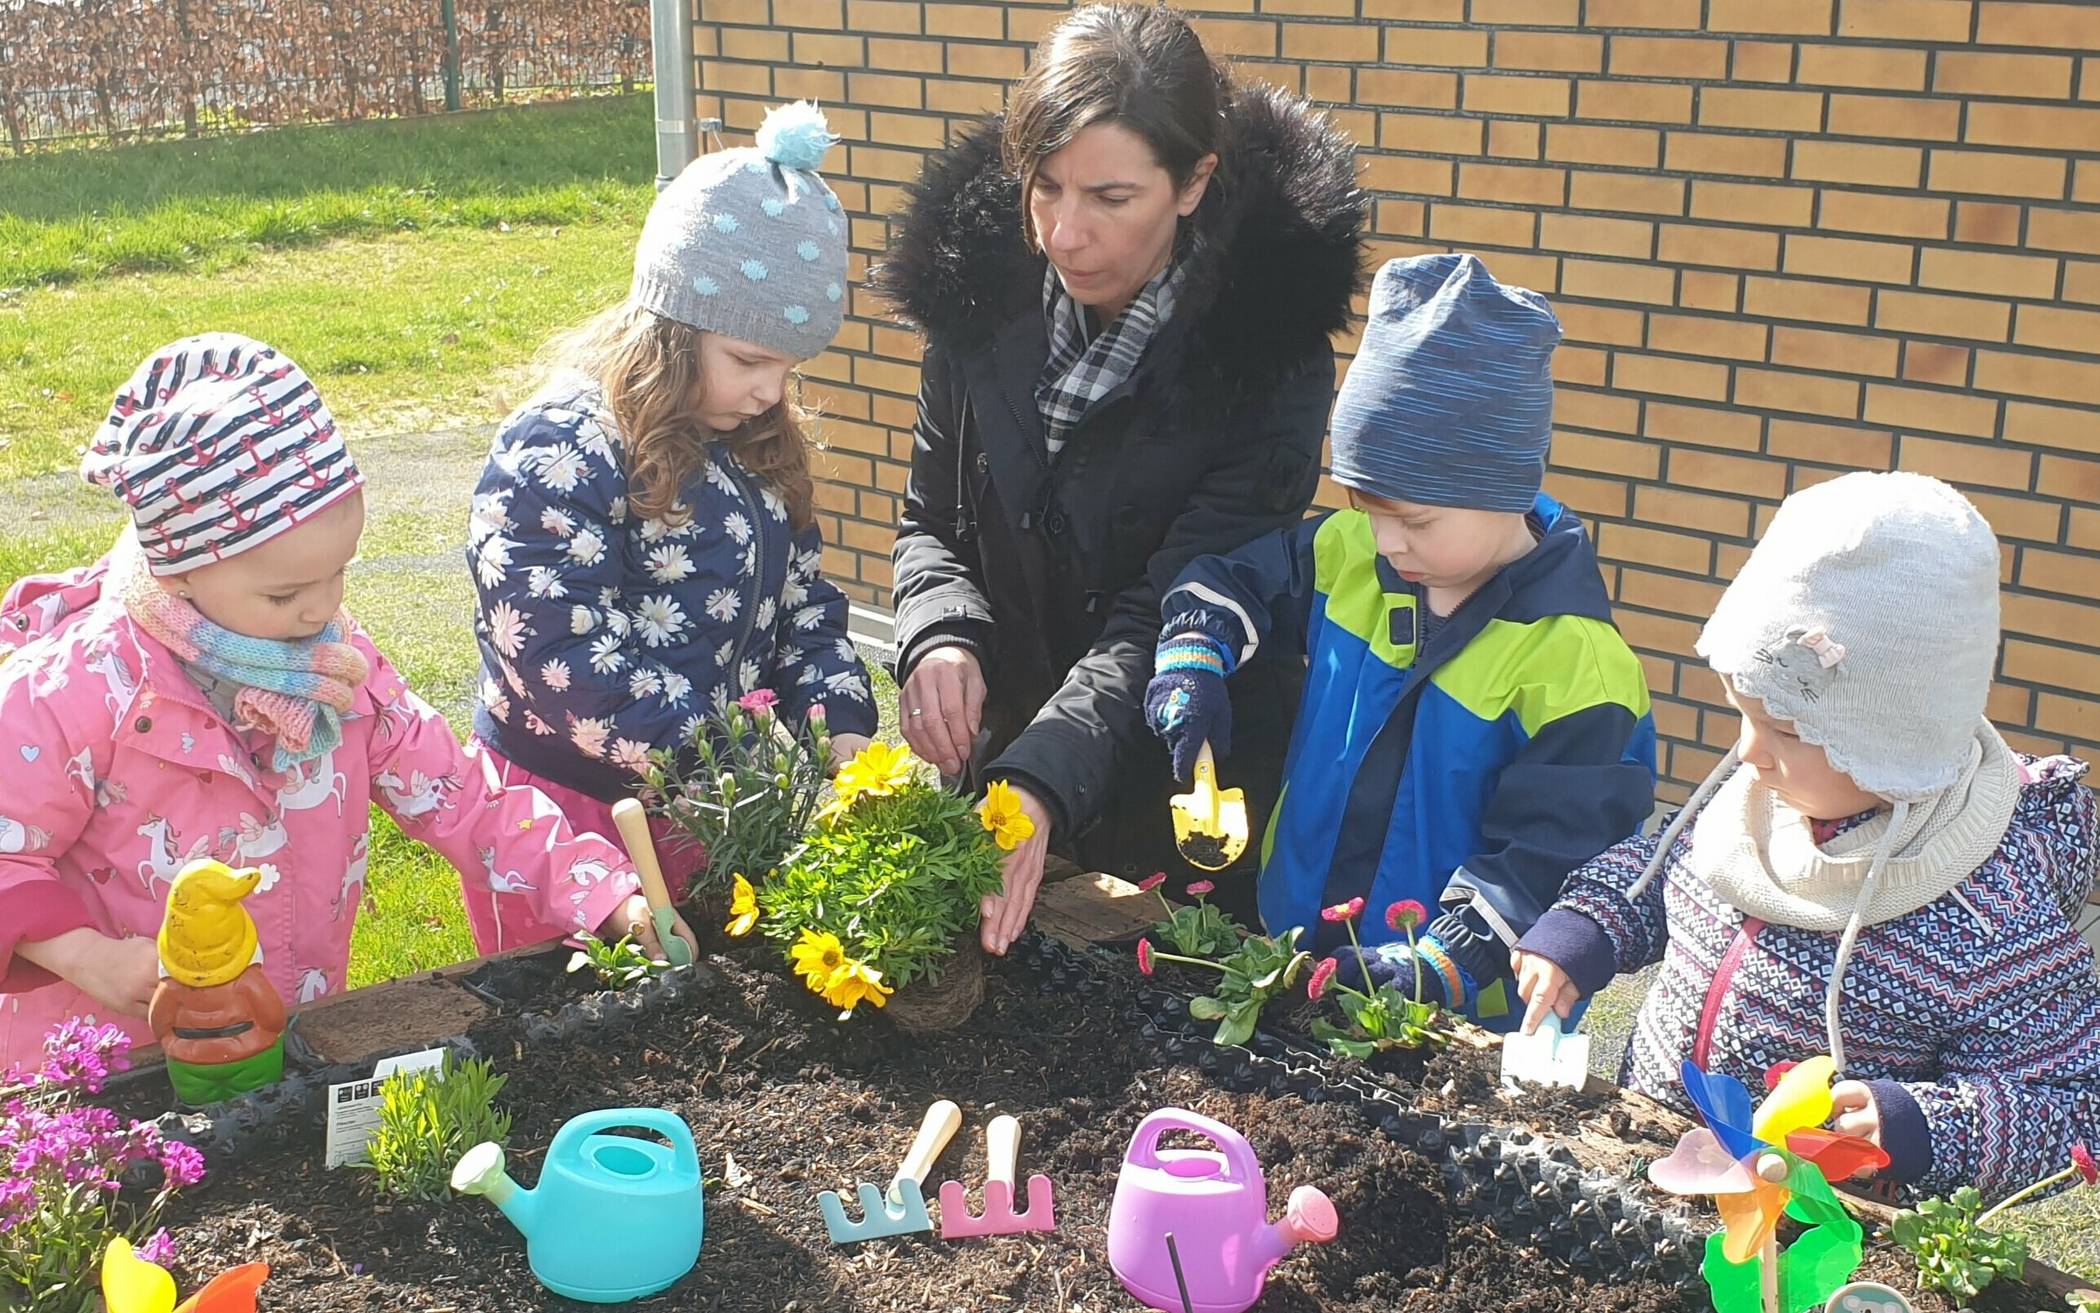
[1035,261,1184,458]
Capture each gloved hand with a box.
[1144,634,1234,783]
[1327,934,1476,1010]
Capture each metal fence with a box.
[0,0,652,152]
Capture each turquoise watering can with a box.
[452,1108,703,1303]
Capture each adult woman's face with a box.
[1028,120,1215,324]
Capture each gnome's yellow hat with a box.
[158,860,263,988]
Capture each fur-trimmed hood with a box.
[873,84,1366,418]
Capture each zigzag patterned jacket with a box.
[468,380,876,803]
[1518,756,2100,1201]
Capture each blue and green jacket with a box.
[1160,495,1656,1027]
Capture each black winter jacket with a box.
[874,86,1365,887]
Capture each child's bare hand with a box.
[601,894,698,965]
[1510,949,1581,1036]
[828,732,873,767]
[1831,1080,1885,1174]
[25,929,160,1018]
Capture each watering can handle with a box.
[1124,1107,1259,1184]
[547,1108,698,1170]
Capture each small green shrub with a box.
[365,1055,511,1202]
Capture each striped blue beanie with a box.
[1329,254,1561,513]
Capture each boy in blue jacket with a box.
[1143,253,1656,1029]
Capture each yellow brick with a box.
[1974,349,2100,406]
[1598,522,1716,574]
[1952,202,2021,246]
[1767,417,1895,467]
[1543,123,1659,168]
[1743,275,1872,324]
[1429,203,1539,248]
[1469,0,1581,23]
[1382,26,1489,66]
[1492,251,1563,292]
[1634,485,1756,535]
[2034,692,2100,743]
[1577,80,1693,123]
[1005,6,1064,42]
[1589,0,1704,27]
[867,35,942,67]
[1363,0,1464,15]
[1709,0,1834,34]
[2040,452,2100,501]
[2015,303,2100,355]
[1730,41,1796,83]
[1967,102,2100,153]
[1866,382,2002,438]
[773,0,840,24]
[1657,222,1782,271]
[1374,198,1429,237]
[1898,434,2033,491]
[849,72,925,107]
[1545,471,1632,517]
[1825,94,1962,142]
[1463,73,1573,117]
[2002,399,2100,455]
[2025,208,2100,258]
[1559,300,1648,346]
[1379,112,1487,156]
[1363,154,1458,196]
[1569,169,1686,215]
[1488,120,1543,159]
[1609,36,1728,79]
[1918,247,2061,299]
[1556,430,1663,477]
[1699,87,1824,133]
[1734,366,1863,419]
[2014,558,2100,612]
[1795,43,1925,90]
[773,67,848,100]
[700,0,767,21]
[1783,233,1916,284]
[1816,190,1951,240]
[945,42,1025,78]
[1612,351,1731,400]
[1688,180,1814,227]
[1282,23,1375,61]
[1540,213,1654,258]
[923,3,1001,37]
[703,61,775,96]
[2069,507,2100,550]
[1458,161,1567,205]
[865,110,946,150]
[1874,289,2011,342]
[1558,389,1645,434]
[1663,131,1788,178]
[1649,311,1769,360]
[2069,262,2100,305]
[793,32,865,66]
[721,27,790,61]
[1680,270,1742,311]
[1903,341,1972,387]
[1262,0,1359,13]
[1771,326,1900,375]
[1935,51,2076,99]
[849,143,926,182]
[1976,1,2100,49]
[1926,149,2067,200]
[1792,140,1923,189]
[1561,257,1680,304]
[1359,68,1461,108]
[1495,32,1606,73]
[1556,344,1612,387]
[2076,161,2100,204]
[1670,446,1793,497]
[847,0,921,33]
[1837,0,1975,41]
[924,77,1003,114]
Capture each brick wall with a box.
[692,0,2100,804]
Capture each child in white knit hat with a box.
[1513,471,2100,1202]
[0,333,688,1071]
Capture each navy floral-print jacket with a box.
[468,378,876,802]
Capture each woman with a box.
[876,5,1365,953]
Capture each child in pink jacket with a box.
[0,333,696,1069]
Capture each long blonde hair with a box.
[538,302,816,531]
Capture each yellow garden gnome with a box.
[149,860,288,1106]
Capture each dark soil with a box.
[152,945,1707,1313]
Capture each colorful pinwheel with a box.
[1647,1056,1890,1313]
[102,1236,270,1313]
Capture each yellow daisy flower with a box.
[724,873,759,938]
[823,957,893,1018]
[789,929,848,994]
[977,780,1036,852]
[831,741,919,813]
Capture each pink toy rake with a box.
[938,1114,1056,1238]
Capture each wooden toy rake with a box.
[819,1099,961,1245]
[938,1114,1056,1239]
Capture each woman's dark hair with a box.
[1003,3,1233,251]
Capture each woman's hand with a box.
[979,784,1054,956]
[601,892,699,965]
[900,645,986,778]
[21,929,160,1018]
[1511,949,1582,1036]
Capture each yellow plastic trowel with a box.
[1169,742,1248,872]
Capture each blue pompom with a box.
[755,101,837,173]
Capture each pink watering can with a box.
[1107,1108,1338,1313]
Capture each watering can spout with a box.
[452,1141,540,1239]
[1253,1185,1339,1269]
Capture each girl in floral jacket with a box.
[467,102,876,927]
[0,334,678,1070]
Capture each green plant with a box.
[645,691,836,902]
[364,1055,512,1202]
[566,931,666,989]
[1136,872,1245,958]
[1141,927,1315,1049]
[757,742,1006,1016]
[1892,1145,2098,1302]
[1307,897,1450,1058]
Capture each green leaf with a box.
[1187,995,1228,1021]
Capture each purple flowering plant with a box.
[1,1020,207,1311]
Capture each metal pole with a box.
[649,0,695,189]
[441,0,463,112]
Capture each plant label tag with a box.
[325,1048,448,1168]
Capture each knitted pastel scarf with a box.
[122,565,369,772]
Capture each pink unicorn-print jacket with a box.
[0,556,644,1068]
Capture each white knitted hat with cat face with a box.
[1695,471,2002,803]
